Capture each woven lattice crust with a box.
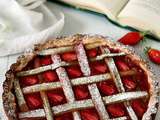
[2,34,158,120]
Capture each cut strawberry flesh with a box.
[66,65,82,78]
[87,48,97,58]
[47,89,66,106]
[41,56,53,65]
[25,93,43,109]
[123,77,137,91]
[20,75,39,86]
[131,99,147,118]
[116,60,130,71]
[98,81,117,96]
[107,104,126,117]
[55,113,73,120]
[61,52,77,62]
[42,70,58,82]
[74,85,90,100]
[90,61,108,75]
[80,108,99,120]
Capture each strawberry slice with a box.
[74,85,90,100]
[131,99,146,117]
[21,75,38,86]
[47,89,66,105]
[61,52,77,62]
[91,61,108,74]
[98,81,117,95]
[123,78,136,91]
[42,70,58,82]
[107,104,125,117]
[25,93,42,109]
[118,32,144,45]
[55,113,73,120]
[81,109,99,120]
[116,60,129,71]
[87,48,97,58]
[41,56,53,65]
[66,66,82,78]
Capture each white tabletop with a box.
[0,1,160,119]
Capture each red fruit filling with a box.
[90,61,108,75]
[122,77,137,91]
[41,56,53,65]
[47,89,67,106]
[98,80,118,96]
[80,108,100,120]
[86,48,98,58]
[20,75,39,87]
[42,70,58,82]
[25,93,43,110]
[131,99,147,118]
[107,103,126,118]
[61,52,77,62]
[66,65,82,78]
[55,113,73,120]
[18,47,150,119]
[74,85,90,100]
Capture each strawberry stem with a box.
[144,46,151,54]
[140,31,150,37]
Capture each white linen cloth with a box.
[0,0,64,56]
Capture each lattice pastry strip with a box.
[18,91,148,119]
[22,69,136,94]
[34,58,53,120]
[88,84,110,119]
[14,79,29,112]
[100,47,138,120]
[51,54,81,120]
[75,42,111,120]
[17,49,126,77]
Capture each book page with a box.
[59,0,128,20]
[118,0,160,37]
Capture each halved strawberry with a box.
[87,48,97,58]
[131,99,146,117]
[21,75,38,86]
[47,89,66,105]
[61,52,77,62]
[25,93,42,109]
[116,60,129,71]
[42,70,58,82]
[41,56,53,65]
[55,113,73,120]
[107,104,125,117]
[98,81,117,96]
[123,78,136,91]
[90,61,108,74]
[80,109,99,120]
[74,85,90,100]
[66,66,82,78]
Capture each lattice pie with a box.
[3,35,159,120]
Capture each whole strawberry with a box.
[147,48,160,64]
[118,31,146,45]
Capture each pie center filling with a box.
[15,45,150,120]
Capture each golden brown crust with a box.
[2,34,158,120]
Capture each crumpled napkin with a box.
[0,0,64,56]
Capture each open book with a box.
[57,0,160,39]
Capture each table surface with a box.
[0,1,160,120]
